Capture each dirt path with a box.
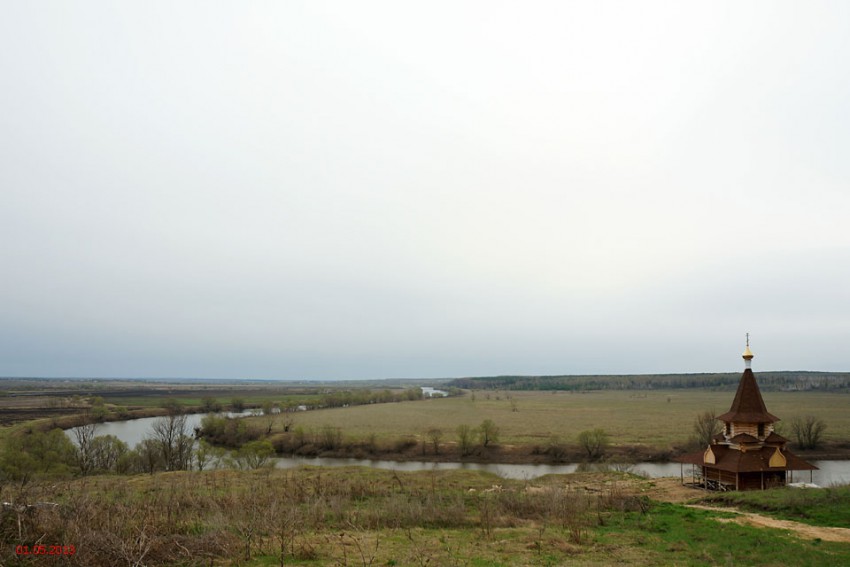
[687,505,850,543]
[639,477,703,503]
[530,475,850,544]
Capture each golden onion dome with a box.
[742,345,754,360]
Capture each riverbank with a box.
[56,409,850,465]
[268,435,850,465]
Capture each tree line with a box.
[449,371,850,392]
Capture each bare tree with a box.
[790,415,827,450]
[150,412,191,471]
[426,428,443,454]
[262,401,277,434]
[267,490,301,567]
[693,410,722,448]
[135,438,163,474]
[73,419,99,475]
[281,410,295,433]
[90,435,128,472]
[456,424,475,456]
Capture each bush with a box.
[319,426,342,450]
[0,428,76,483]
[393,436,417,453]
[456,424,476,456]
[578,428,609,461]
[547,435,567,461]
[427,428,443,454]
[201,396,222,412]
[262,400,276,415]
[479,419,500,447]
[199,415,261,447]
[234,440,275,469]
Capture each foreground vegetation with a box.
[2,379,850,565]
[2,467,850,566]
[700,485,850,528]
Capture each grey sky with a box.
[2,2,849,379]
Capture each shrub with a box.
[456,424,476,456]
[547,435,567,461]
[319,426,342,450]
[578,428,609,461]
[393,436,417,453]
[234,440,275,469]
[479,419,500,447]
[0,428,76,483]
[427,428,443,454]
[201,396,222,412]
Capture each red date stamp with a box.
[15,545,76,556]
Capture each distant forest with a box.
[447,371,850,392]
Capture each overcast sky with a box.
[2,2,849,380]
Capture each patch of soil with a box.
[640,477,706,503]
[0,407,86,426]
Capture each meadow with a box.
[252,389,850,451]
[700,484,850,528]
[3,381,850,565]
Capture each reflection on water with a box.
[269,456,849,483]
[66,411,252,448]
[264,458,682,480]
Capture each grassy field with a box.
[4,381,850,565]
[3,467,849,566]
[700,484,850,528]
[254,389,850,450]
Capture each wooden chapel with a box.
[678,338,817,490]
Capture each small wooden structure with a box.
[677,338,817,491]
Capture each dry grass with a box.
[0,467,646,566]
[5,468,849,566]
[261,389,850,449]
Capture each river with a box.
[68,414,850,484]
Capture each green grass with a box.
[699,485,850,528]
[596,501,850,566]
